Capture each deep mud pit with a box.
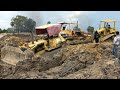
[0,34,120,79]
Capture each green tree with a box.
[24,18,36,32]
[87,26,94,34]
[47,21,51,24]
[10,15,36,33]
[0,29,8,33]
[6,28,15,33]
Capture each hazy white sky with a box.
[0,11,120,31]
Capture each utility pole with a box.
[30,30,34,44]
[69,23,70,30]
[77,21,78,29]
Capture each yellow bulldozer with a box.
[59,22,86,40]
[97,20,116,42]
[59,22,76,38]
[1,24,65,65]
[21,24,65,56]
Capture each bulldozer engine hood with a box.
[20,40,47,50]
[60,30,73,35]
[49,36,65,43]
[97,28,106,33]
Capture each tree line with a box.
[0,15,94,33]
[0,15,36,33]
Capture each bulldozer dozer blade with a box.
[100,34,114,42]
[1,45,34,65]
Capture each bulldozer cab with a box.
[99,20,116,35]
[60,22,76,30]
[59,22,77,37]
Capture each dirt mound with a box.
[0,39,120,79]
[1,49,63,79]
[35,43,120,79]
[0,61,15,79]
[15,49,63,71]
[1,45,34,65]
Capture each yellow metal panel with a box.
[20,40,47,51]
[60,30,73,35]
[100,20,116,23]
[28,40,47,47]
[34,49,46,58]
[97,28,106,33]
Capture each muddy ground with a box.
[0,33,120,79]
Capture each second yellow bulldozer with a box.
[97,20,116,42]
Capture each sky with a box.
[0,11,120,32]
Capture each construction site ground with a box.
[1,33,120,79]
